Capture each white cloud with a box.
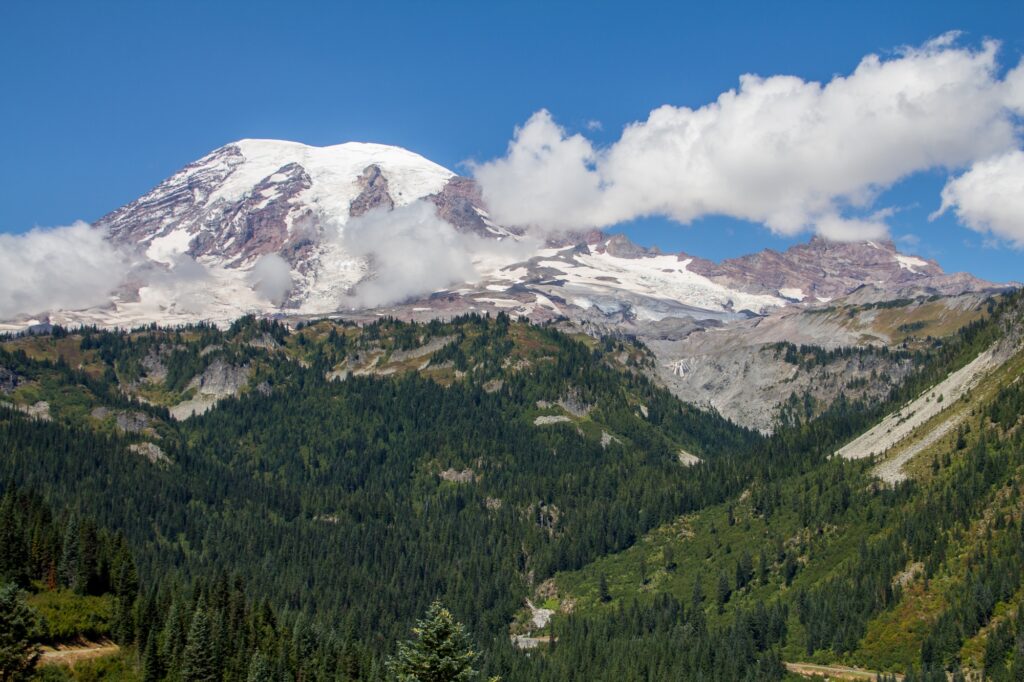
[338,200,534,308]
[0,222,133,319]
[933,150,1024,247]
[0,222,301,321]
[474,35,1023,241]
[246,254,294,305]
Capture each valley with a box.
[0,289,1021,680]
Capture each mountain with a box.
[30,138,990,335]
[4,139,1011,432]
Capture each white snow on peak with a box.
[189,139,455,220]
[778,287,806,301]
[508,248,786,315]
[222,137,454,210]
[145,228,194,265]
[895,254,929,274]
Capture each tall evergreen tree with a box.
[0,496,28,587]
[387,601,480,682]
[181,606,219,682]
[142,632,164,682]
[58,516,80,592]
[246,650,273,682]
[597,573,612,603]
[0,583,39,681]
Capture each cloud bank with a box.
[473,34,1024,242]
[0,222,133,319]
[339,200,534,308]
[0,222,299,321]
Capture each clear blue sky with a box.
[1,0,1021,281]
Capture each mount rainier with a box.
[3,137,997,334]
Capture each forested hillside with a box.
[1,292,1022,680]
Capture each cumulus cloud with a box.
[0,221,302,321]
[0,222,133,319]
[473,34,1024,241]
[933,150,1024,247]
[338,200,534,308]
[246,254,294,305]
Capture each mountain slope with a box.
[522,291,1024,680]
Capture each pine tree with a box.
[142,632,164,682]
[0,495,28,587]
[735,550,753,590]
[162,599,188,675]
[598,573,612,603]
[387,601,480,682]
[691,575,704,610]
[716,573,731,614]
[246,650,273,682]
[59,516,81,592]
[181,606,219,682]
[0,583,39,681]
[112,545,138,644]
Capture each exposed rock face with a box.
[18,401,50,421]
[438,468,477,483]
[90,407,158,436]
[169,359,252,420]
[348,164,395,217]
[684,236,996,301]
[0,367,20,394]
[428,177,521,239]
[128,442,171,465]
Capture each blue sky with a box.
[1,0,1022,281]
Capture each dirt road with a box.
[785,661,903,680]
[38,641,120,668]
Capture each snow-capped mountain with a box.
[3,138,1006,333]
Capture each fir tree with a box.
[246,650,273,682]
[716,572,731,614]
[59,516,80,592]
[0,583,39,681]
[181,606,219,682]
[142,632,164,682]
[0,495,28,587]
[387,601,480,682]
[598,573,612,603]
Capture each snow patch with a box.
[895,254,929,274]
[145,229,194,265]
[778,287,806,301]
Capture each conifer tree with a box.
[716,572,731,614]
[0,583,39,681]
[246,650,273,682]
[59,516,80,592]
[387,601,480,682]
[181,606,219,682]
[598,573,612,603]
[0,496,28,587]
[142,633,164,682]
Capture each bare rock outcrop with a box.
[348,164,395,217]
